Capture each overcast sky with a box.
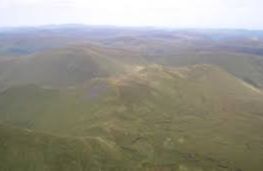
[1,0,263,29]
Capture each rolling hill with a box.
[1,27,263,170]
[0,45,130,87]
[0,64,262,170]
[2,26,263,89]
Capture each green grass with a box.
[0,64,262,170]
[0,124,129,171]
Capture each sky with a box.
[1,0,263,29]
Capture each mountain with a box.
[0,64,262,171]
[3,26,263,88]
[0,27,263,171]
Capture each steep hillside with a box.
[0,64,263,170]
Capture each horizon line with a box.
[1,23,263,32]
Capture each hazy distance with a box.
[1,0,263,29]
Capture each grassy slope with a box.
[0,45,129,87]
[152,50,263,89]
[0,65,263,170]
[2,28,263,89]
[0,123,244,171]
[0,124,128,171]
[92,32,263,89]
[1,30,263,89]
